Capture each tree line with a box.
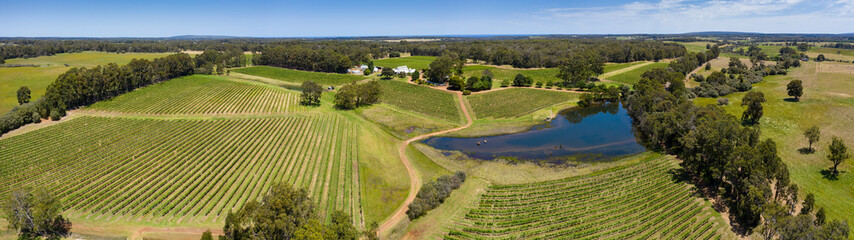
[406,171,466,220]
[220,183,369,240]
[0,53,205,136]
[625,64,848,238]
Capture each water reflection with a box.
[422,102,644,163]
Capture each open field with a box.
[693,61,854,230]
[230,66,366,86]
[0,114,363,225]
[88,75,305,115]
[805,47,854,62]
[358,104,457,139]
[444,154,732,239]
[605,62,669,84]
[462,62,641,88]
[0,51,173,113]
[378,80,463,124]
[676,41,717,52]
[374,56,436,70]
[466,88,579,119]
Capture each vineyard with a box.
[87,75,306,115]
[378,80,463,124]
[466,88,579,119]
[445,155,730,239]
[605,62,669,85]
[0,114,363,226]
[230,66,366,86]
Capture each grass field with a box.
[605,62,669,85]
[373,56,436,70]
[676,42,717,53]
[377,80,463,124]
[444,154,732,239]
[358,105,457,139]
[0,51,173,113]
[462,62,641,89]
[230,66,366,86]
[693,61,854,232]
[0,114,363,226]
[466,88,579,119]
[805,47,854,62]
[88,75,306,115]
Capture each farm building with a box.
[393,65,416,74]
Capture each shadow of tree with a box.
[820,169,845,181]
[798,147,815,154]
[783,97,800,102]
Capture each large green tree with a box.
[2,188,72,240]
[300,81,323,106]
[787,80,803,101]
[741,91,766,124]
[426,51,462,83]
[827,136,850,175]
[17,86,31,105]
[556,56,604,86]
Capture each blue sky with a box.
[2,0,853,37]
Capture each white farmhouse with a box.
[392,65,416,74]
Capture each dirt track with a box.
[377,91,473,238]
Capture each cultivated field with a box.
[445,155,731,239]
[462,62,641,89]
[0,114,364,226]
[88,75,305,115]
[0,51,172,112]
[230,66,366,86]
[378,80,463,124]
[816,62,854,74]
[466,88,579,119]
[605,62,669,84]
[374,56,436,70]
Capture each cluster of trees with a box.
[2,188,72,240]
[406,171,466,220]
[625,69,848,237]
[821,42,854,50]
[333,81,381,109]
[512,73,534,87]
[221,183,366,240]
[763,193,849,239]
[0,53,201,136]
[669,46,720,75]
[690,57,787,98]
[254,46,352,73]
[300,81,323,106]
[556,55,604,87]
[193,49,247,75]
[425,51,465,83]
[578,85,630,107]
[449,75,492,93]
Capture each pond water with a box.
[422,102,645,162]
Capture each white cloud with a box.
[528,0,853,34]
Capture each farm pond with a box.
[422,102,645,162]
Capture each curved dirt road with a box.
[377,91,473,237]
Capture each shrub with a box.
[32,112,41,123]
[501,79,510,87]
[717,97,729,106]
[462,90,471,95]
[50,109,62,121]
